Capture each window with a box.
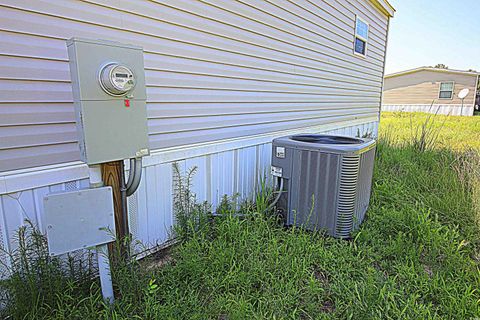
[439,81,454,99]
[354,16,368,56]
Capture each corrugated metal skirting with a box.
[382,104,474,116]
[0,121,378,265]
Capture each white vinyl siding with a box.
[0,0,389,172]
[383,70,477,105]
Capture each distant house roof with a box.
[369,0,395,17]
[385,67,479,79]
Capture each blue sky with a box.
[384,0,480,74]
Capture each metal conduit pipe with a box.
[119,165,129,247]
[126,158,143,197]
[125,158,136,191]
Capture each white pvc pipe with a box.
[88,165,103,187]
[88,164,115,304]
[96,243,114,304]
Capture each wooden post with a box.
[101,161,129,256]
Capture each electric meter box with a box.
[67,38,150,164]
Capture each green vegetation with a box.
[381,111,480,150]
[1,113,479,319]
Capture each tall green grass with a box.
[0,221,100,319]
[1,113,479,319]
[381,111,480,150]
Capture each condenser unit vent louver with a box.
[271,134,376,238]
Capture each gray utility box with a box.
[271,134,376,238]
[43,187,115,256]
[67,38,149,164]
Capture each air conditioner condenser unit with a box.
[271,134,376,238]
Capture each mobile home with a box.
[0,0,394,261]
[382,67,479,116]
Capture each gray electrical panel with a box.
[44,187,115,256]
[271,134,376,238]
[67,38,149,164]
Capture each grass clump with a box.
[1,113,480,319]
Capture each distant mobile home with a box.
[382,67,479,116]
[0,1,394,259]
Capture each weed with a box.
[1,114,480,319]
[0,221,98,319]
[409,103,448,152]
[172,163,211,242]
[452,149,480,227]
[255,174,273,214]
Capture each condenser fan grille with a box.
[336,155,360,237]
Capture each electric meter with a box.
[99,63,136,96]
[67,38,149,164]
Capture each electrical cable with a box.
[125,158,136,191]
[265,177,284,213]
[126,158,142,197]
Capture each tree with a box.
[434,64,448,69]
